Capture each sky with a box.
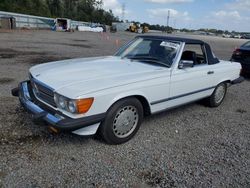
[101,0,250,32]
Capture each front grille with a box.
[30,78,56,107]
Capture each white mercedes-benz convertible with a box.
[12,35,244,144]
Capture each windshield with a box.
[115,37,180,67]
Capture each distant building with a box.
[0,11,91,30]
[112,22,131,32]
[0,11,54,29]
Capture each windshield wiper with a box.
[128,56,170,68]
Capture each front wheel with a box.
[207,82,227,107]
[99,98,143,144]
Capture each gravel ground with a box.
[0,30,249,187]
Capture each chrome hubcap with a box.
[215,85,225,104]
[113,106,139,138]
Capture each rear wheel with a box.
[207,82,227,107]
[99,98,143,144]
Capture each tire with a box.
[207,82,227,107]
[99,98,143,144]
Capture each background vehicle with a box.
[231,41,250,75]
[242,34,250,39]
[55,18,71,32]
[233,34,242,39]
[222,33,231,38]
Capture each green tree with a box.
[0,0,119,25]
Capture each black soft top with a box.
[137,35,219,65]
[137,35,204,44]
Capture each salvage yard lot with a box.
[0,30,249,187]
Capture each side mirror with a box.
[178,60,194,69]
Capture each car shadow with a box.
[3,100,214,146]
[45,102,205,144]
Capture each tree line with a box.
[0,0,119,25]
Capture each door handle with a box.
[207,71,214,75]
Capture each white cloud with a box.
[225,0,250,11]
[102,0,120,11]
[145,0,193,4]
[212,10,241,20]
[101,0,129,18]
[199,10,250,31]
[196,1,250,32]
[147,8,191,21]
[146,8,192,28]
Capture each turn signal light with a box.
[76,98,94,114]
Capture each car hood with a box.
[30,56,168,98]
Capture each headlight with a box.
[67,100,76,113]
[54,93,94,114]
[58,96,66,109]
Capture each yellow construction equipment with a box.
[129,23,148,33]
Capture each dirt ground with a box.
[0,30,249,187]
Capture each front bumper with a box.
[12,81,105,132]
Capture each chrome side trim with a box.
[150,86,216,105]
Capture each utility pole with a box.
[167,10,170,27]
[122,3,125,22]
[166,10,170,33]
[173,19,176,29]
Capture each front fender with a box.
[108,91,151,112]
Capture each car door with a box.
[169,44,216,108]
